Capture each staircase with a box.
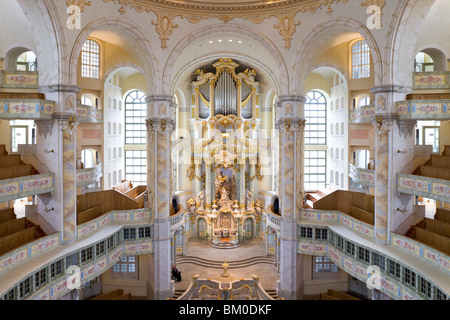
[304,189,331,209]
[265,289,282,300]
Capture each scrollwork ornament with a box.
[59,115,79,142]
[371,115,393,139]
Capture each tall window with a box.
[305,91,327,145]
[352,40,370,79]
[125,90,146,145]
[124,90,147,185]
[81,39,100,79]
[305,91,327,191]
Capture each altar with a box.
[184,58,266,248]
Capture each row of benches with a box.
[0,145,35,180]
[0,207,46,256]
[89,289,133,300]
[417,146,450,180]
[317,289,362,300]
[409,208,450,255]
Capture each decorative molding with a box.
[35,120,54,139]
[371,114,394,138]
[59,115,79,142]
[276,118,306,133]
[273,12,300,50]
[103,0,348,50]
[397,120,417,139]
[361,0,386,9]
[146,118,176,136]
[66,0,92,12]
[151,11,179,50]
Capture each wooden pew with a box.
[420,166,450,180]
[77,206,101,225]
[0,155,21,168]
[0,227,38,255]
[0,165,32,180]
[0,218,29,238]
[351,205,375,225]
[436,208,450,224]
[319,293,339,300]
[424,218,450,238]
[415,227,450,255]
[113,180,133,193]
[111,293,132,300]
[0,208,16,224]
[327,289,361,300]
[125,185,147,208]
[0,145,7,156]
[90,289,124,300]
[430,155,450,169]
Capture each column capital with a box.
[275,95,306,120]
[145,118,176,135]
[146,95,176,119]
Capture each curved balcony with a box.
[298,208,450,300]
[76,164,102,188]
[0,99,54,120]
[412,72,450,90]
[0,71,39,90]
[349,105,375,124]
[0,173,55,203]
[397,173,450,204]
[76,104,103,123]
[0,207,153,300]
[349,163,375,188]
[170,204,185,231]
[397,100,450,120]
[266,205,281,231]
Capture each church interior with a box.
[0,0,449,301]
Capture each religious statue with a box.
[255,199,263,215]
[187,198,196,215]
[218,187,233,212]
[246,190,255,213]
[197,190,205,211]
[214,171,228,200]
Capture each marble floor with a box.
[173,239,280,292]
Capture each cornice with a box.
[102,0,348,49]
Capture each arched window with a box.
[81,39,100,79]
[352,40,370,79]
[305,90,327,145]
[125,90,146,145]
[124,90,147,185]
[415,52,434,73]
[304,90,327,191]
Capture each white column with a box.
[146,95,176,300]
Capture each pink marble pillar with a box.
[146,95,176,300]
[276,95,306,300]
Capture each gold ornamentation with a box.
[103,0,348,50]
[151,11,179,50]
[273,12,301,50]
[361,0,386,9]
[66,0,91,12]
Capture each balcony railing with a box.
[0,71,39,90]
[349,105,375,124]
[397,173,450,204]
[412,71,450,90]
[0,99,54,120]
[397,100,450,120]
[349,163,375,188]
[76,163,102,188]
[0,173,55,203]
[76,104,103,123]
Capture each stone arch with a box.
[292,17,383,95]
[384,0,438,85]
[69,17,159,93]
[104,63,149,92]
[414,45,448,72]
[163,23,289,96]
[15,0,66,85]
